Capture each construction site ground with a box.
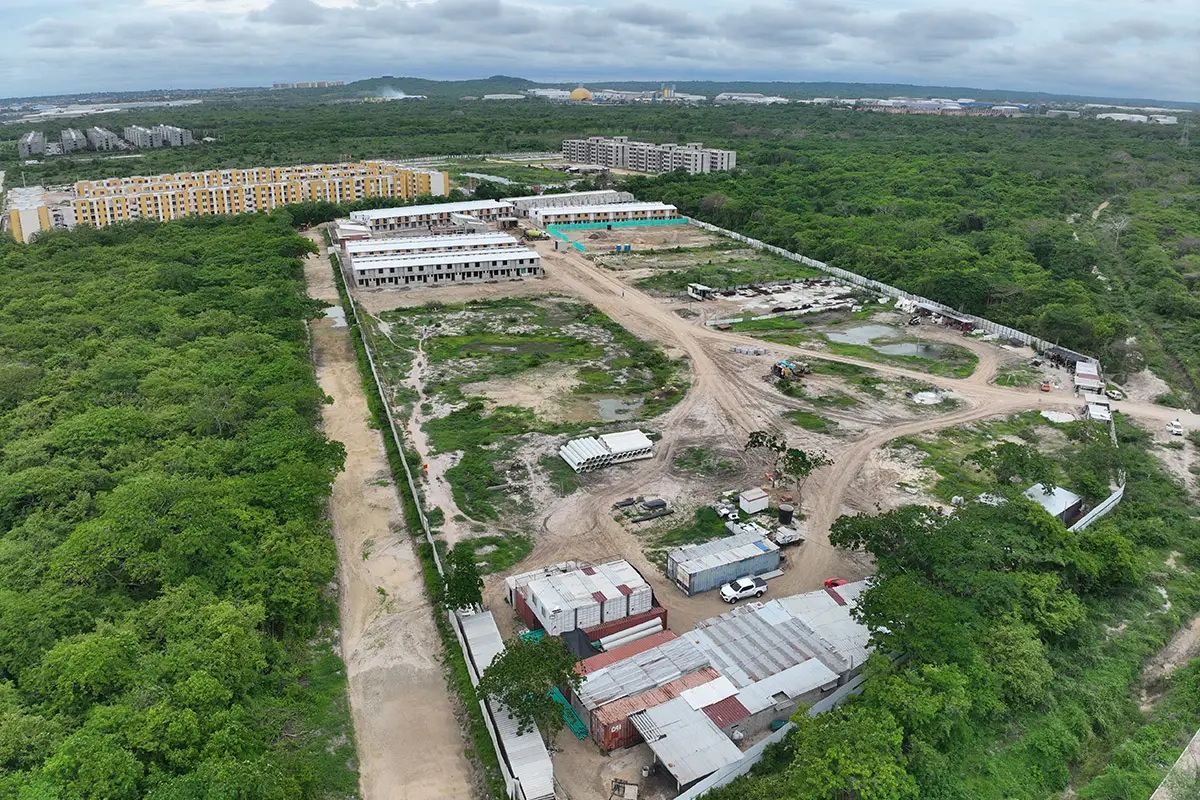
[338,225,1200,800]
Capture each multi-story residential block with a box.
[5,186,76,243]
[123,125,159,148]
[60,128,87,153]
[17,131,46,158]
[561,136,736,174]
[344,231,521,261]
[154,124,194,146]
[349,200,515,233]
[6,161,447,235]
[350,247,542,288]
[507,189,634,218]
[530,201,679,228]
[86,127,122,151]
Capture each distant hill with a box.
[336,75,537,99]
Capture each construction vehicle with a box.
[772,360,812,380]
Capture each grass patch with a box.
[823,338,979,378]
[672,446,739,477]
[730,316,813,332]
[651,507,727,550]
[785,410,838,432]
[633,247,824,294]
[462,534,533,574]
[995,363,1043,387]
[539,453,582,497]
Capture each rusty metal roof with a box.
[576,630,679,675]
[702,696,751,729]
[593,667,720,726]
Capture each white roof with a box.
[524,559,649,614]
[598,429,653,455]
[680,675,738,710]
[537,201,676,216]
[345,232,517,254]
[775,580,872,671]
[349,247,539,272]
[630,697,744,786]
[1024,484,1082,517]
[508,189,624,205]
[671,532,779,580]
[740,487,769,502]
[349,199,513,221]
[578,637,711,709]
[459,612,554,800]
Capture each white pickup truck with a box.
[1167,420,1185,436]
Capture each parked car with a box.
[1105,388,1125,400]
[1167,420,1185,436]
[1040,382,1051,393]
[824,577,849,589]
[720,577,767,603]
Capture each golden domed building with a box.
[569,87,594,102]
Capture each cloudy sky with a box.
[3,0,1198,101]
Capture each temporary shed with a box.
[630,697,745,788]
[738,487,770,515]
[733,659,839,736]
[1024,483,1083,524]
[1085,402,1112,422]
[587,667,720,751]
[519,559,654,636]
[559,429,654,473]
[458,612,555,800]
[577,630,679,676]
[575,636,710,712]
[666,531,781,596]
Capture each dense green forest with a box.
[708,425,1200,800]
[0,215,357,798]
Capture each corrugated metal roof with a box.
[630,697,744,786]
[457,612,554,800]
[670,531,780,577]
[775,580,873,672]
[1024,483,1082,517]
[579,637,710,710]
[345,232,516,253]
[735,660,840,714]
[702,696,752,729]
[577,630,678,675]
[348,247,539,272]
[349,199,513,220]
[592,667,720,726]
[684,600,837,686]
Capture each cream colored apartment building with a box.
[57,161,448,232]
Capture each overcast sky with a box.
[3,0,1198,101]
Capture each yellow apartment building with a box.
[6,161,449,240]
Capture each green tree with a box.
[745,431,831,510]
[966,441,1056,490]
[788,704,917,800]
[477,636,581,743]
[445,545,483,611]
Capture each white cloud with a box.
[1,0,1197,99]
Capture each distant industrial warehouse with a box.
[562,136,737,174]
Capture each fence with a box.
[686,218,1088,361]
[449,610,519,798]
[545,218,689,231]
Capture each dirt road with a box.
[304,235,474,800]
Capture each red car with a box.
[1040,382,1051,392]
[824,578,849,589]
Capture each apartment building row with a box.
[6,161,450,240]
[342,229,541,288]
[561,136,737,174]
[348,199,514,233]
[122,124,195,148]
[529,201,679,228]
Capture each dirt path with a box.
[304,234,474,800]
[1139,613,1200,709]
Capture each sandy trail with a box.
[304,233,473,800]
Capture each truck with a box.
[770,527,805,547]
[1167,420,1185,436]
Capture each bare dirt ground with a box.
[353,272,566,315]
[1139,614,1200,709]
[304,234,474,800]
[340,224,1200,800]
[1124,367,1173,404]
[576,224,718,251]
[461,364,589,423]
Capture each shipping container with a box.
[521,559,654,636]
[667,532,781,596]
[583,605,667,642]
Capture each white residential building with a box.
[155,124,194,146]
[344,232,521,260]
[349,199,514,232]
[123,125,158,148]
[507,189,634,218]
[561,136,737,174]
[349,247,542,288]
[18,131,46,158]
[85,127,122,151]
[60,128,87,152]
[530,201,679,228]
[713,92,790,105]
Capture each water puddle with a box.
[827,324,947,358]
[596,397,643,421]
[324,306,347,328]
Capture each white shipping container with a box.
[629,585,653,615]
